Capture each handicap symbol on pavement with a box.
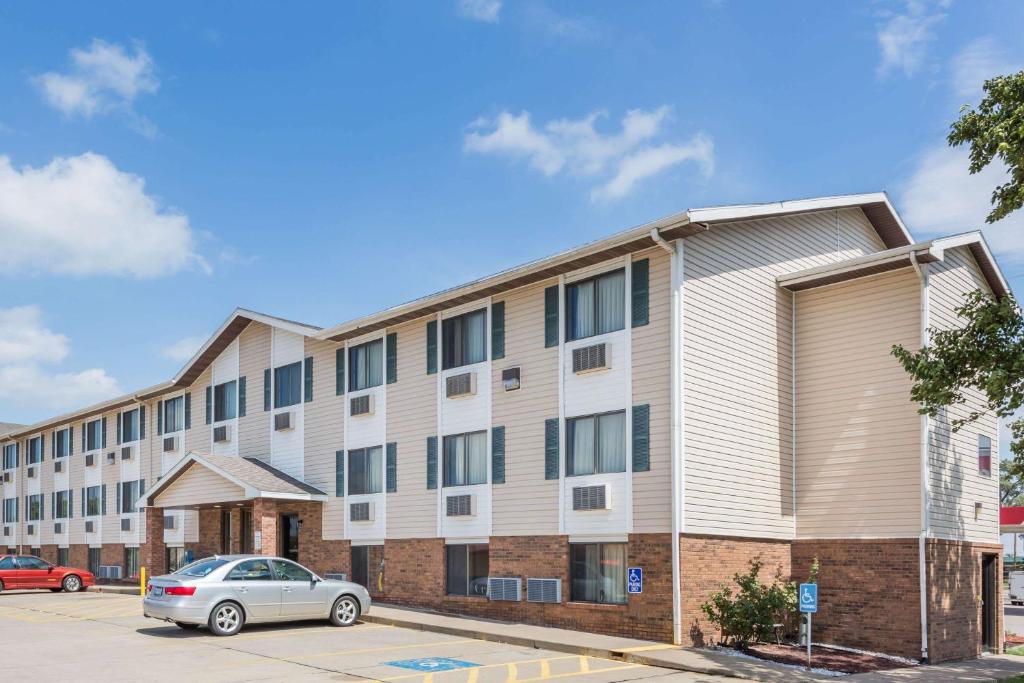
[799,583,817,613]
[385,657,480,672]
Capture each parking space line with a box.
[505,662,517,682]
[224,622,394,641]
[380,656,580,682]
[300,638,478,660]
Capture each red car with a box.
[0,554,95,593]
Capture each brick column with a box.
[143,506,167,577]
[253,498,277,556]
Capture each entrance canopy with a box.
[140,452,327,510]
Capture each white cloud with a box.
[161,336,205,363]
[950,37,1019,101]
[465,106,713,201]
[876,1,947,78]
[899,144,1024,259]
[35,39,158,118]
[457,0,501,23]
[0,305,122,416]
[0,152,208,278]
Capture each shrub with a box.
[701,559,797,649]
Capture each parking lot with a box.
[0,590,724,682]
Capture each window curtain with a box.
[600,544,627,604]
[596,270,625,335]
[367,446,383,493]
[597,412,626,473]
[367,340,383,387]
[570,416,596,475]
[569,280,595,340]
[466,431,487,484]
[465,310,486,365]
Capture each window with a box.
[567,411,626,476]
[569,543,627,604]
[348,447,383,495]
[86,486,103,516]
[2,498,17,523]
[166,547,186,573]
[0,556,13,569]
[175,558,228,577]
[351,545,383,591]
[163,396,185,432]
[124,548,139,579]
[445,544,489,596]
[214,381,238,421]
[54,491,71,519]
[443,431,488,487]
[121,409,140,443]
[19,556,48,569]
[274,362,303,408]
[348,340,383,392]
[442,309,487,370]
[2,444,16,470]
[86,419,102,451]
[27,436,43,464]
[88,548,101,576]
[54,428,70,458]
[27,494,43,521]
[58,548,69,567]
[120,480,143,513]
[566,269,625,342]
[979,434,993,475]
[272,559,313,582]
[227,558,273,581]
[220,509,231,554]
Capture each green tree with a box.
[948,70,1024,224]
[1003,458,1024,505]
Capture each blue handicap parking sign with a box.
[628,567,643,594]
[385,658,479,672]
[799,583,817,613]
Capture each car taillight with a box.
[164,586,197,596]
[146,584,152,594]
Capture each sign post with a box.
[799,583,817,670]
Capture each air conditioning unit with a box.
[274,411,293,431]
[324,572,348,581]
[2,526,8,537]
[213,425,230,443]
[572,343,610,374]
[27,466,36,479]
[54,522,63,535]
[107,452,116,465]
[54,460,63,473]
[85,520,95,533]
[85,453,95,467]
[121,446,133,461]
[350,394,373,417]
[445,494,474,517]
[572,484,610,511]
[487,577,522,602]
[121,518,132,532]
[2,472,10,483]
[162,436,177,453]
[163,515,176,530]
[501,367,521,392]
[27,524,35,535]
[527,578,562,603]
[445,372,477,399]
[98,565,122,580]
[349,501,374,522]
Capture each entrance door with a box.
[220,510,232,554]
[239,509,253,554]
[280,514,299,561]
[982,554,999,651]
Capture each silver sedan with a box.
[143,555,371,636]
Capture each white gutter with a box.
[651,228,684,645]
[909,250,931,663]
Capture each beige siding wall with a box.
[683,207,886,540]
[795,269,922,538]
[492,280,561,536]
[155,466,245,508]
[238,322,271,461]
[185,367,213,453]
[631,248,672,533]
[386,319,439,538]
[304,337,345,495]
[927,247,1000,543]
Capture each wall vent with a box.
[527,578,562,603]
[213,425,230,443]
[349,501,373,522]
[274,411,293,431]
[501,366,521,391]
[85,520,95,533]
[163,515,176,530]
[27,466,36,479]
[572,484,609,511]
[54,522,63,535]
[54,460,63,473]
[324,572,348,581]
[350,394,373,417]
[572,343,609,374]
[121,446,133,461]
[121,518,132,532]
[445,494,473,517]
[446,372,476,399]
[163,436,177,453]
[487,577,522,602]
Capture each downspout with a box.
[651,228,683,645]
[909,250,931,663]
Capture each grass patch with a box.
[1006,645,1024,656]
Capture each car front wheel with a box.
[329,595,360,627]
[62,575,82,592]
[209,602,244,636]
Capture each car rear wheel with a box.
[62,575,82,592]
[329,595,360,627]
[209,602,244,636]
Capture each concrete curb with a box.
[87,585,141,595]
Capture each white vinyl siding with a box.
[154,466,245,509]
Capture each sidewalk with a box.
[87,584,141,595]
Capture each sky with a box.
[1,0,1023,453]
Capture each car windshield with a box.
[174,558,228,577]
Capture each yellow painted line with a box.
[505,662,518,682]
[466,669,479,683]
[577,656,589,673]
[423,675,434,683]
[515,664,641,683]
[539,660,550,677]
[612,644,677,653]
[381,656,579,681]
[218,638,479,668]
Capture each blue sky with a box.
[1,0,1023,447]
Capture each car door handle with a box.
[237,587,248,593]
[282,587,292,593]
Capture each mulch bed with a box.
[744,643,909,674]
[1006,633,1024,646]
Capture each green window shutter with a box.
[426,321,438,375]
[263,369,271,411]
[491,426,506,484]
[631,258,650,328]
[632,404,651,472]
[336,348,346,395]
[101,484,107,515]
[205,386,212,425]
[184,393,191,429]
[81,423,86,452]
[491,301,505,360]
[69,489,73,519]
[386,442,397,493]
[335,451,345,497]
[69,426,73,456]
[51,493,54,520]
[544,285,559,348]
[544,418,560,480]
[139,405,145,440]
[304,356,313,402]
[81,488,85,517]
[238,376,247,417]
[116,485,121,515]
[386,333,398,384]
[426,436,438,489]
[157,400,164,436]
[116,414,122,444]
[101,417,107,449]
[50,432,55,458]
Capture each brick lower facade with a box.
[927,539,1003,662]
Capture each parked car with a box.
[0,554,95,593]
[143,554,371,636]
